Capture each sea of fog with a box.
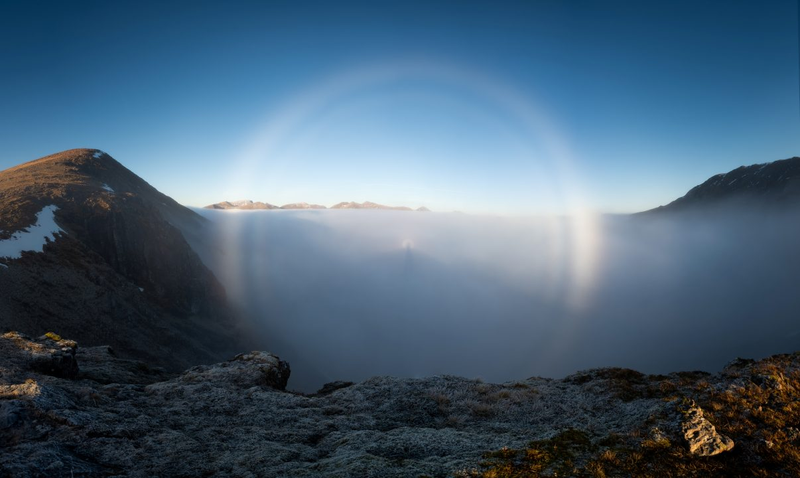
[192,207,800,392]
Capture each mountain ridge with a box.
[205,199,430,211]
[0,148,248,370]
[645,156,800,213]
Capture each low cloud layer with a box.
[193,207,800,392]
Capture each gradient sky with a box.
[1,0,798,213]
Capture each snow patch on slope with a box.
[0,205,65,259]
[102,183,115,193]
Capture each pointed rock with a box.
[682,403,734,456]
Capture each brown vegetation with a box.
[463,353,800,477]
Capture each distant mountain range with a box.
[205,199,431,212]
[209,156,800,215]
[646,156,800,213]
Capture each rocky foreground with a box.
[2,332,799,477]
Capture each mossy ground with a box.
[463,354,800,477]
[44,331,62,341]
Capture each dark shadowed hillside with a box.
[0,149,247,370]
[646,156,800,213]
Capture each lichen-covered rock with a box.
[2,332,798,477]
[314,380,355,396]
[1,331,78,379]
[682,402,735,456]
[175,351,290,390]
[77,345,169,384]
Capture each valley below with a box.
[191,207,800,393]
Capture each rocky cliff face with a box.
[3,331,798,477]
[0,149,247,370]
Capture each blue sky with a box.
[0,0,798,213]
